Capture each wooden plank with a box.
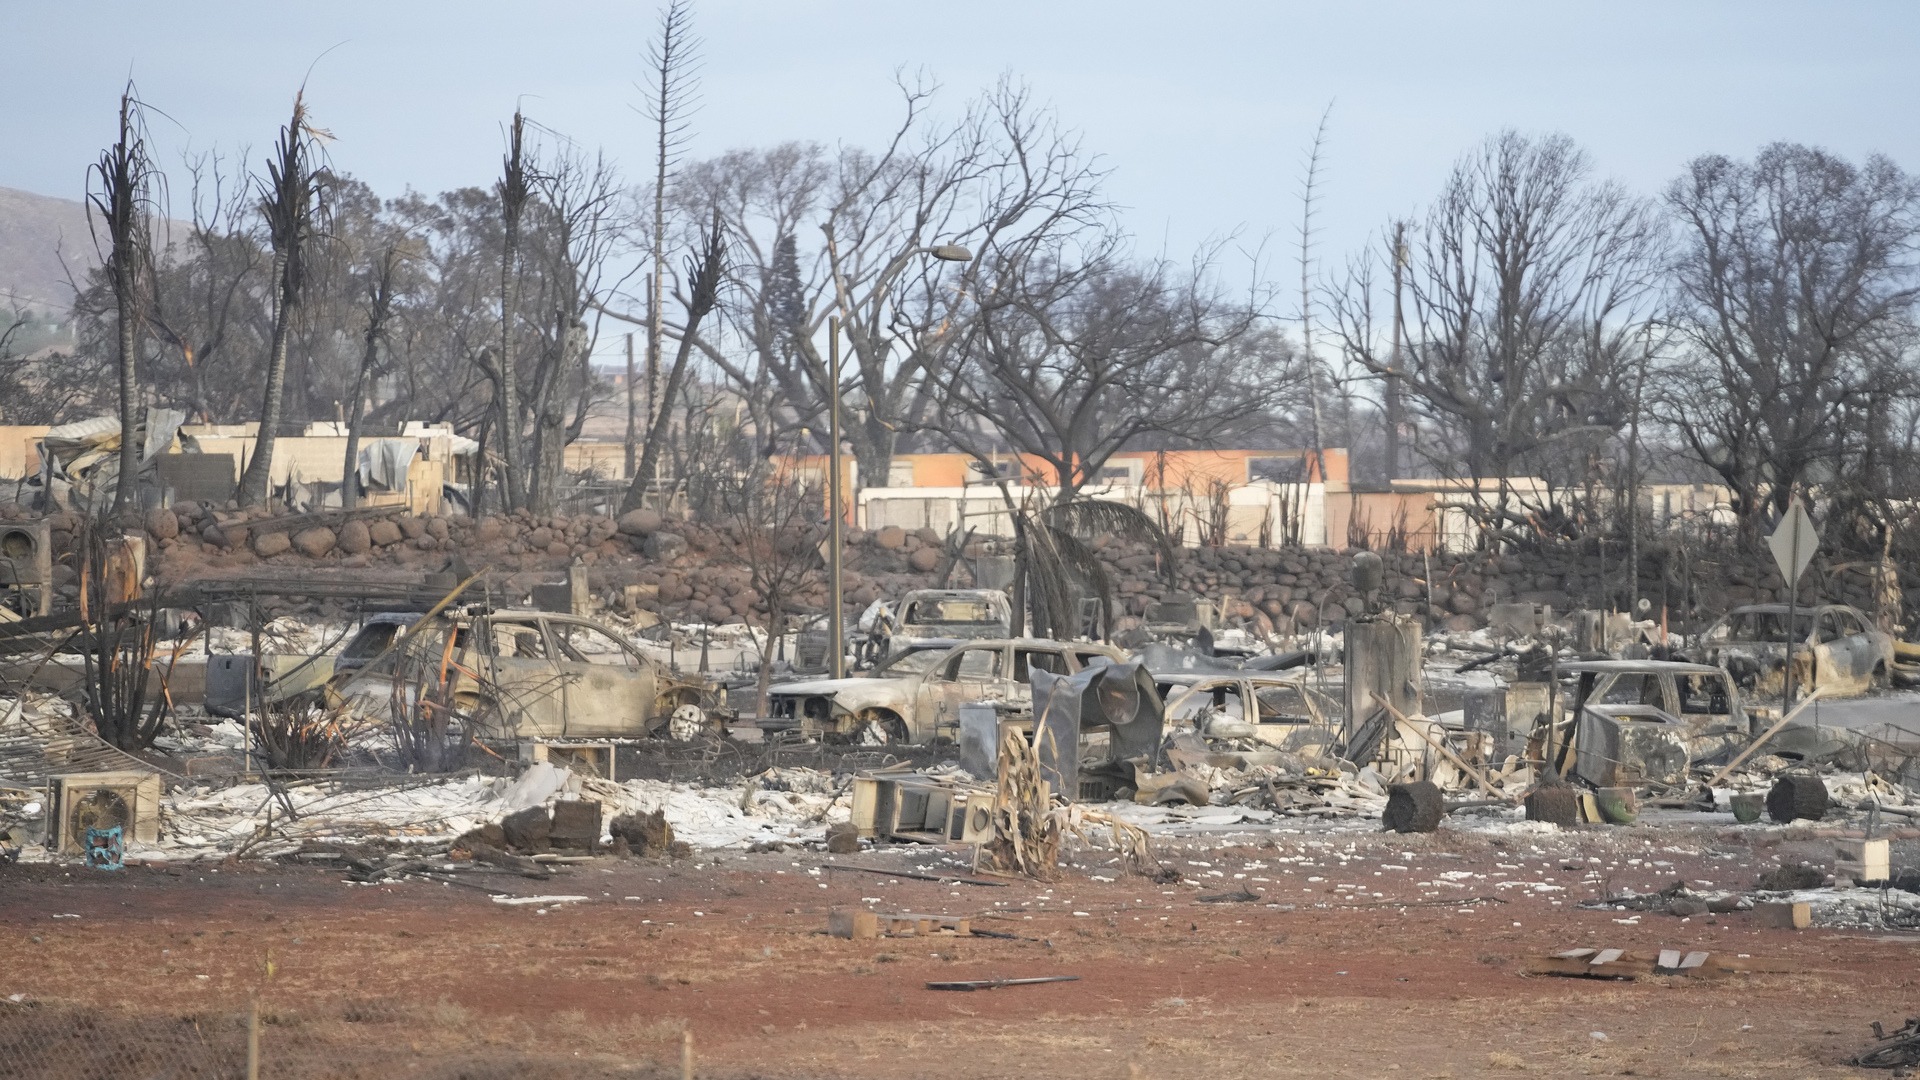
[1705,954,1809,974]
[927,976,1081,992]
[1591,955,1654,977]
[1703,689,1826,789]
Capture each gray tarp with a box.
[357,438,419,492]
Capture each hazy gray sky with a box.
[6,0,1917,295]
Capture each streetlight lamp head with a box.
[928,244,972,262]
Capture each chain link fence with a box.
[0,994,692,1078]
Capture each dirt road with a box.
[3,823,1916,1078]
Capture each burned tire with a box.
[1767,774,1829,823]
[1382,781,1444,833]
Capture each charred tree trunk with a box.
[238,95,325,509]
[495,111,531,512]
[341,248,399,511]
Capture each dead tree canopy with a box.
[1329,130,1665,529]
[1658,143,1920,531]
[935,250,1278,507]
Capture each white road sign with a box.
[1767,499,1818,586]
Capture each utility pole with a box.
[1626,329,1650,619]
[827,316,845,681]
[623,332,637,480]
[1386,222,1406,483]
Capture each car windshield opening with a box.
[905,599,999,624]
[339,623,401,662]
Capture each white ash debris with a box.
[152,719,249,753]
[129,762,853,861]
[199,617,356,659]
[576,775,844,849]
[1777,885,1920,930]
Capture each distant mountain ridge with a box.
[0,185,95,313]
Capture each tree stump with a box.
[1382,781,1444,833]
[610,810,675,857]
[1767,774,1828,823]
[1525,786,1579,826]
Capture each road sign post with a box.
[1767,499,1819,709]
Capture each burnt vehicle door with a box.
[473,619,567,738]
[1810,610,1856,691]
[917,643,1008,736]
[548,617,657,737]
[1831,608,1878,685]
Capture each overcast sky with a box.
[5,0,1917,334]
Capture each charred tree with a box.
[237,93,329,509]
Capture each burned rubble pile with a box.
[2,491,1919,949]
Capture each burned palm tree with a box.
[484,109,533,513]
[85,84,162,517]
[1009,496,1176,641]
[620,211,728,515]
[236,92,330,508]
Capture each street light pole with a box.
[827,315,845,681]
[821,242,971,690]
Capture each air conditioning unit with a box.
[0,519,52,616]
[49,772,161,854]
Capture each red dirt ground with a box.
[3,824,1917,1079]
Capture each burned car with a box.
[1156,670,1340,756]
[761,637,1126,744]
[327,609,718,741]
[1694,603,1892,700]
[1551,659,1753,786]
[854,588,1014,661]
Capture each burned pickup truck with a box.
[1549,659,1751,788]
[1691,603,1892,700]
[760,637,1125,744]
[327,609,720,741]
